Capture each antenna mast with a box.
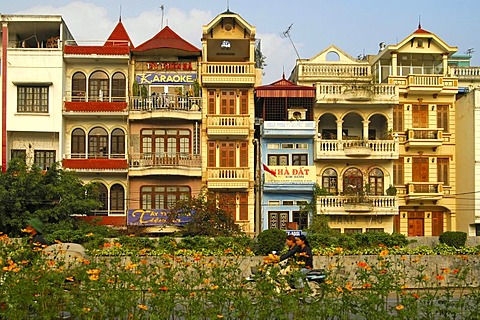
[160,5,165,30]
[282,23,300,60]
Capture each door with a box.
[432,212,444,236]
[412,158,429,182]
[412,104,428,128]
[408,211,424,236]
[220,91,236,115]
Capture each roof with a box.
[134,26,200,53]
[256,75,315,98]
[104,20,135,49]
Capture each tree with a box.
[0,159,101,236]
[169,189,242,237]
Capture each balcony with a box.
[128,153,201,177]
[201,62,256,86]
[129,95,201,121]
[298,64,371,80]
[316,83,398,104]
[317,195,398,215]
[206,167,250,189]
[451,66,480,81]
[315,139,399,160]
[261,121,316,138]
[63,92,128,116]
[404,182,444,203]
[206,115,250,138]
[62,154,128,172]
[404,128,443,151]
[388,75,458,95]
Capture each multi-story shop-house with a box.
[255,76,316,231]
[290,45,400,233]
[370,26,458,236]
[200,10,262,235]
[62,19,132,226]
[1,15,74,172]
[127,26,203,232]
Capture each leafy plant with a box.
[253,229,287,255]
[439,231,467,248]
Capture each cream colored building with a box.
[199,10,262,234]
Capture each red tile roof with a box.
[134,26,200,53]
[104,20,135,49]
[256,75,315,98]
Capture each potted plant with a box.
[386,184,397,196]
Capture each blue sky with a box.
[4,0,480,84]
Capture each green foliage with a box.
[306,214,333,234]
[253,229,287,255]
[0,159,100,236]
[352,231,409,248]
[439,231,467,248]
[169,189,242,237]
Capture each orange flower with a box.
[379,249,389,257]
[325,280,333,285]
[65,276,75,282]
[345,282,353,292]
[47,260,56,268]
[436,275,445,281]
[336,287,343,293]
[412,293,420,299]
[189,292,196,297]
[442,268,451,274]
[452,268,460,275]
[396,305,404,311]
[138,304,148,311]
[83,307,91,313]
[159,286,169,291]
[362,283,372,289]
[89,274,99,281]
[357,261,368,268]
[210,285,219,290]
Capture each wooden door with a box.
[219,141,236,167]
[412,158,429,182]
[432,211,444,236]
[412,104,428,128]
[408,211,424,236]
[220,91,235,115]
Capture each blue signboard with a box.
[286,230,302,237]
[127,209,192,226]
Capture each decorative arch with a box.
[72,72,86,101]
[110,183,125,213]
[95,182,108,215]
[326,51,340,61]
[343,167,363,195]
[318,113,339,139]
[368,168,384,195]
[321,168,338,194]
[88,127,108,158]
[111,72,126,102]
[89,70,109,101]
[71,128,86,158]
[367,113,389,140]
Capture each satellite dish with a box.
[379,42,386,51]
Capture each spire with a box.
[418,15,421,29]
[119,5,122,22]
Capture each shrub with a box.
[253,229,287,255]
[439,231,467,248]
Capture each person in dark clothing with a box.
[294,235,313,289]
[279,235,299,262]
[24,218,50,246]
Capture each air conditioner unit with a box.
[288,108,307,120]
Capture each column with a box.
[392,52,398,76]
[362,120,370,140]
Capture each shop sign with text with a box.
[264,165,316,183]
[135,73,197,85]
[127,209,192,226]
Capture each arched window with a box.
[343,168,363,195]
[95,183,108,215]
[89,71,109,101]
[322,168,338,194]
[111,72,126,102]
[71,128,86,158]
[369,168,384,195]
[88,127,108,158]
[111,128,125,158]
[72,72,86,101]
[110,184,125,213]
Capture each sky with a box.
[3,0,480,84]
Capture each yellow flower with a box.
[138,304,148,311]
[89,274,99,281]
[83,307,91,313]
[210,285,219,290]
[85,232,94,237]
[189,292,196,297]
[325,280,333,285]
[345,282,353,292]
[217,315,224,318]
[379,249,389,257]
[396,305,404,311]
[442,268,450,274]
[336,287,343,293]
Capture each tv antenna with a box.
[160,5,165,30]
[466,48,475,56]
[281,23,300,60]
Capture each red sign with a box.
[146,62,193,71]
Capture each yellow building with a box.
[200,10,262,235]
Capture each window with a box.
[110,184,125,213]
[71,72,86,101]
[71,128,86,158]
[268,200,281,206]
[393,105,404,132]
[393,158,404,185]
[34,150,55,170]
[344,228,362,234]
[268,154,288,166]
[369,168,384,195]
[17,86,48,113]
[111,128,125,158]
[94,183,108,215]
[11,149,26,162]
[89,71,109,101]
[208,90,216,114]
[437,158,449,186]
[412,104,428,128]
[293,211,308,230]
[140,186,190,210]
[220,90,235,115]
[267,143,280,149]
[366,228,384,232]
[292,154,308,165]
[437,105,449,133]
[141,129,191,158]
[282,200,294,206]
[343,168,363,195]
[240,90,248,114]
[111,72,126,102]
[88,127,108,158]
[322,168,338,194]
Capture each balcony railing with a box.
[317,195,398,214]
[129,153,201,168]
[206,167,250,189]
[315,83,398,103]
[129,95,201,112]
[405,182,444,202]
[388,75,458,93]
[206,115,250,137]
[65,91,127,103]
[299,64,371,78]
[404,128,443,151]
[315,139,399,159]
[201,62,256,84]
[62,154,128,171]
[450,66,480,79]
